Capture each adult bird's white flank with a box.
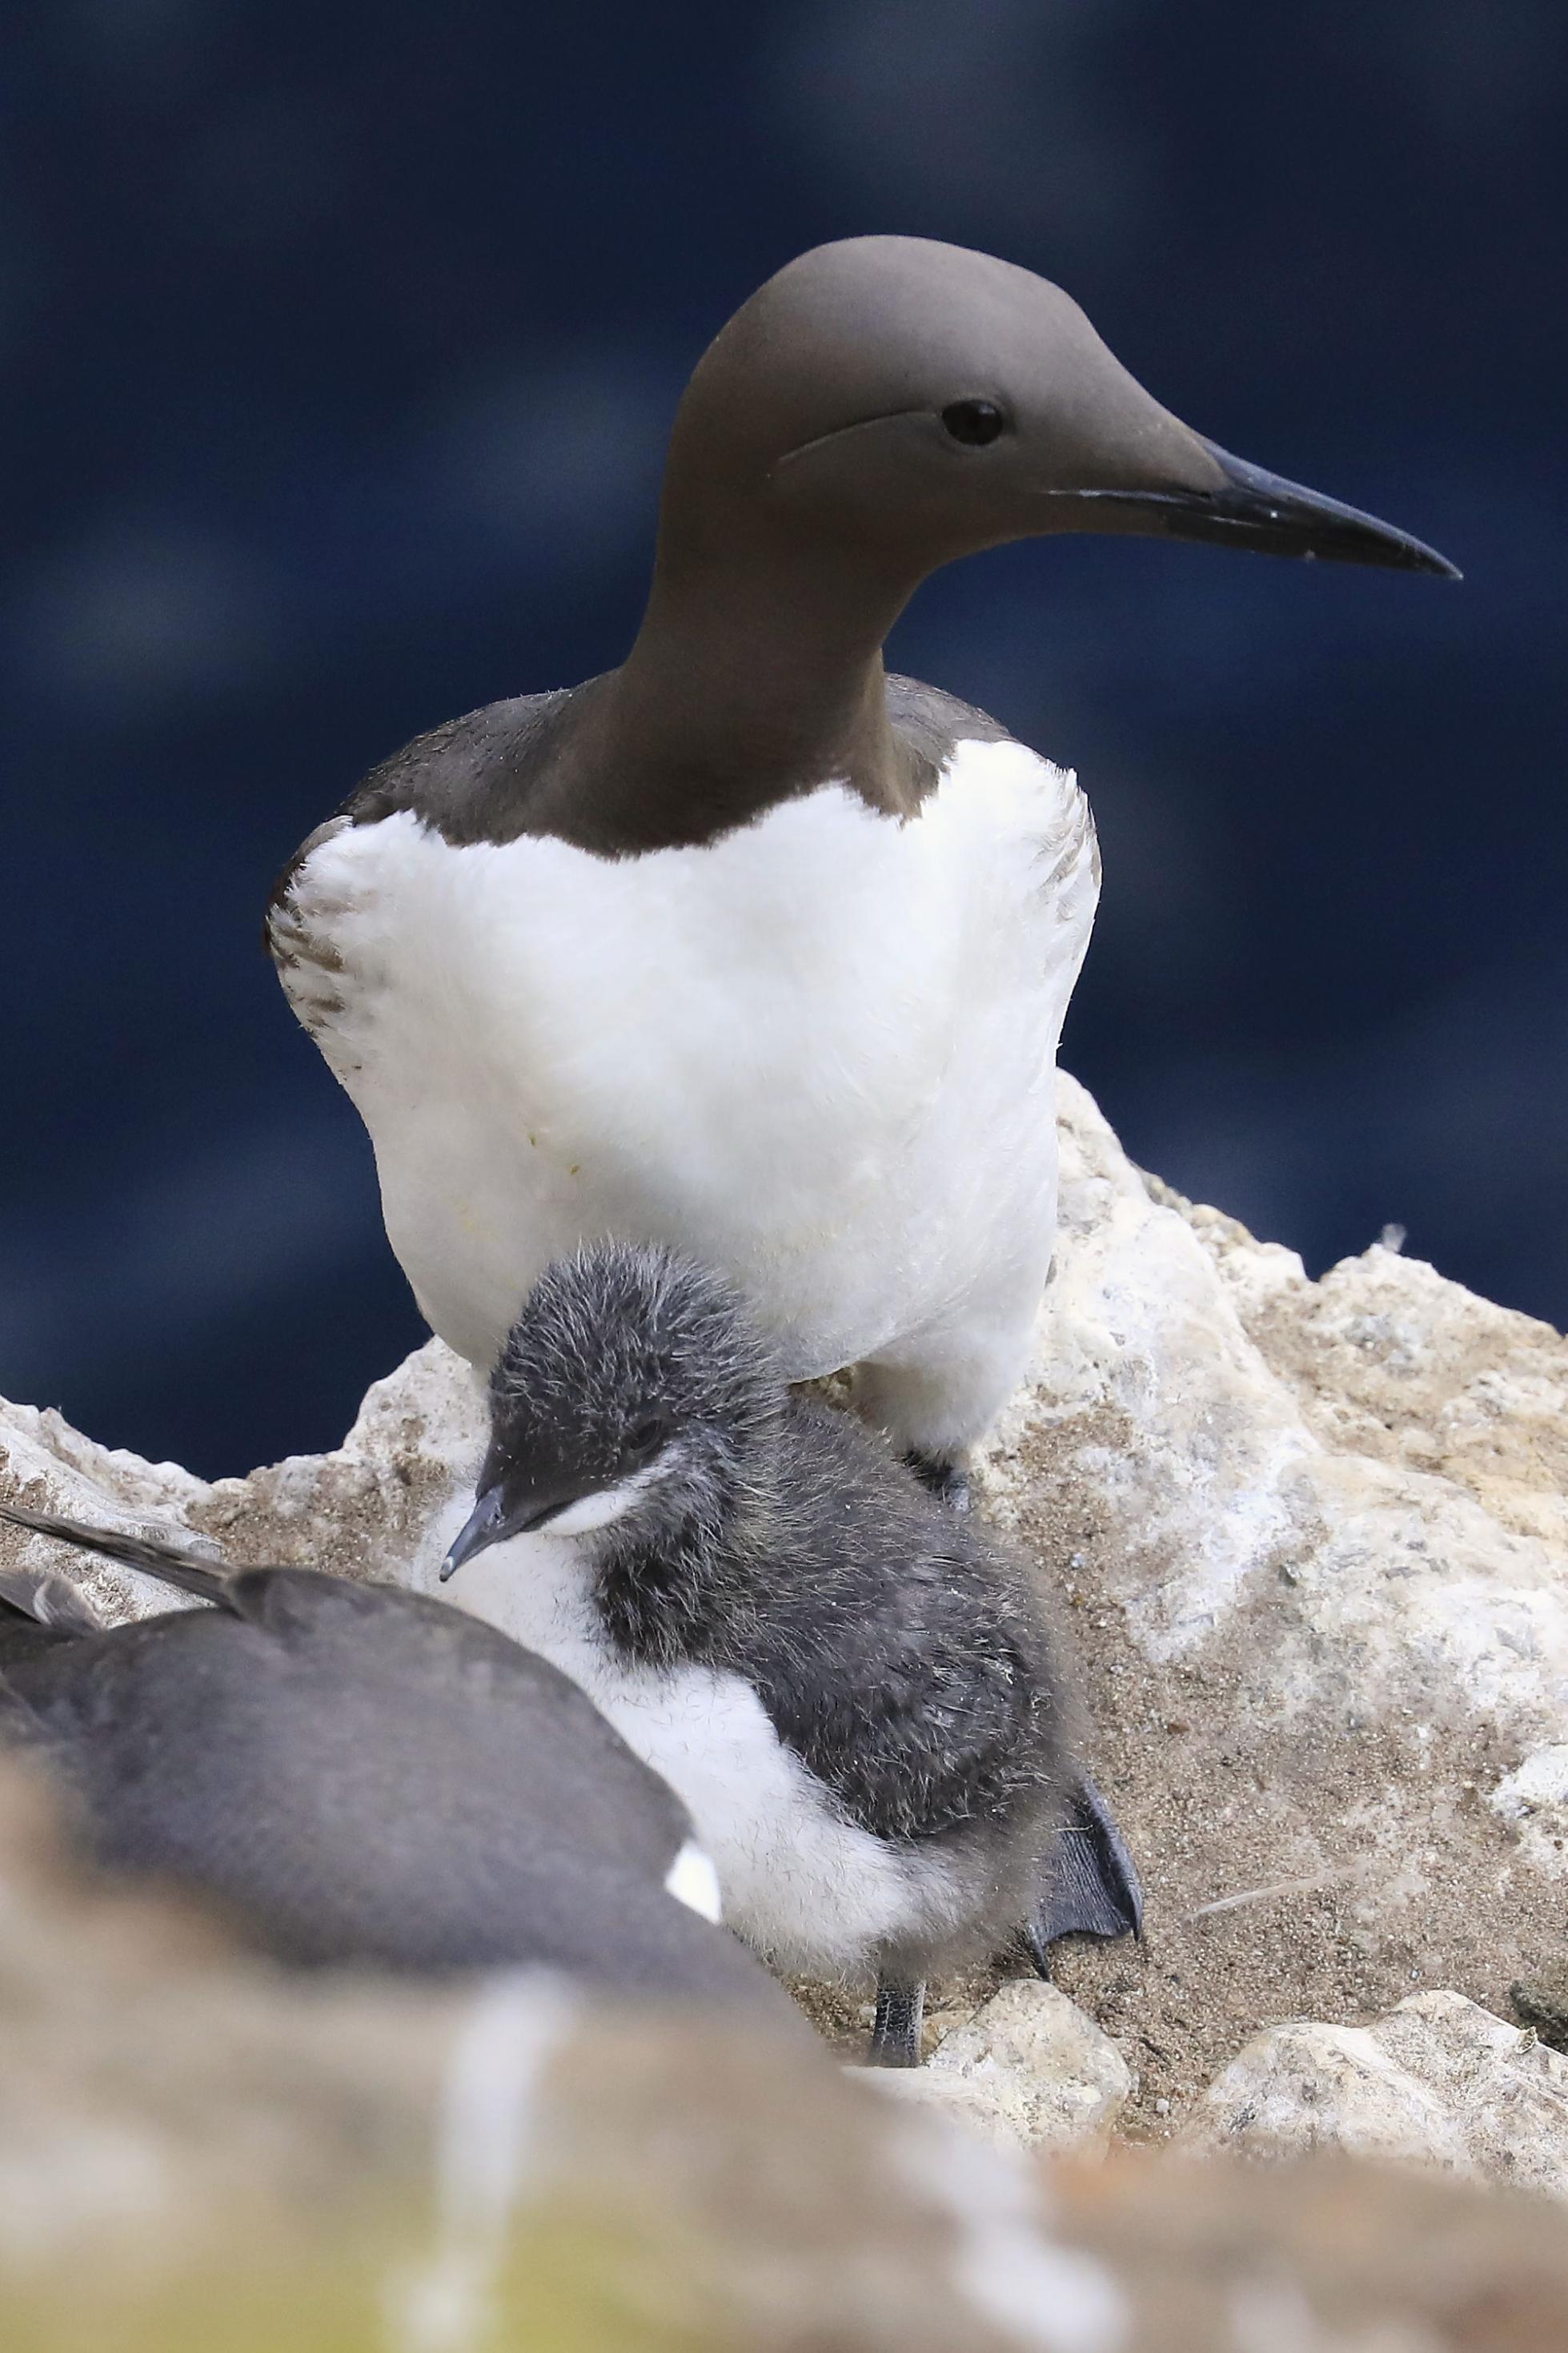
[269,235,1456,1480]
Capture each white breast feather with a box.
[425,1519,964,1975]
[276,741,1097,1431]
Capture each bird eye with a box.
[940,399,1007,448]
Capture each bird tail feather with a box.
[0,1499,232,1611]
[0,1555,107,1636]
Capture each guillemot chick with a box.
[438,1242,1139,2066]
[271,234,1457,1497]
[0,1498,800,2029]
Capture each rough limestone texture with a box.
[870,1983,1134,2155]
[5,1070,1568,2157]
[1176,1990,1568,2196]
[0,1321,482,1620]
[985,1075,1568,2138]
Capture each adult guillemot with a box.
[270,235,1456,1485]
[0,1497,799,2026]
[436,1241,1140,2067]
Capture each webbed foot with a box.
[1023,1770,1144,1976]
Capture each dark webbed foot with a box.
[902,1451,970,1514]
[1023,1770,1144,1978]
[868,1974,926,2067]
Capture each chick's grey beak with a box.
[440,1487,507,1582]
[1054,440,1460,577]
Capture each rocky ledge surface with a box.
[4,1072,1567,2184]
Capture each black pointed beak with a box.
[440,1468,603,1577]
[1051,440,1460,577]
[440,1486,508,1581]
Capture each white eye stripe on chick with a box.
[539,1464,662,1537]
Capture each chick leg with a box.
[868,1975,926,2068]
[901,1450,971,1513]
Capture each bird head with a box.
[441,1243,779,1580]
[656,235,1457,584]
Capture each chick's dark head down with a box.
[445,1242,781,1575]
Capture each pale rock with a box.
[858,1983,1132,2157]
[981,1074,1568,2126]
[1490,1743,1568,1874]
[908,1982,1133,2154]
[0,1337,484,1620]
[1176,1989,1568,2199]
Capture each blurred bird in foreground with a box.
[0,1496,800,2030]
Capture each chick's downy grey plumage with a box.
[0,1500,799,2031]
[441,1243,1141,2063]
